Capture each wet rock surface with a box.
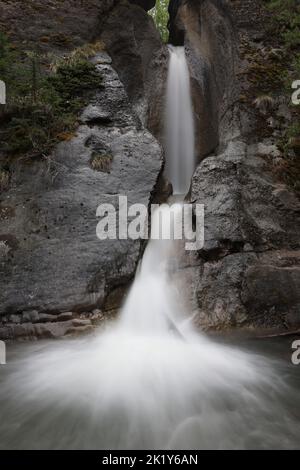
[0,309,107,341]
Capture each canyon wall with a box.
[0,0,165,339]
[172,0,300,333]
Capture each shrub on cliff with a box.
[0,35,103,161]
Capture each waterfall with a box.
[119,203,185,334]
[0,46,299,451]
[165,46,195,195]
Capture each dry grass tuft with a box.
[49,41,105,72]
[0,170,10,192]
[253,95,276,115]
[90,153,113,173]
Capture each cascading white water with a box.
[1,200,299,449]
[165,46,195,195]
[0,47,299,450]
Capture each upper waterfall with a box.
[165,46,195,195]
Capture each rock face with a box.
[101,0,168,140]
[191,143,300,331]
[171,0,300,333]
[0,1,115,53]
[0,0,166,340]
[0,0,164,338]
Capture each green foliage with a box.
[149,0,169,43]
[283,28,300,49]
[48,61,102,107]
[266,0,300,48]
[0,34,103,160]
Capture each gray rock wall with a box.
[0,52,162,319]
[172,0,300,333]
[101,0,169,141]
